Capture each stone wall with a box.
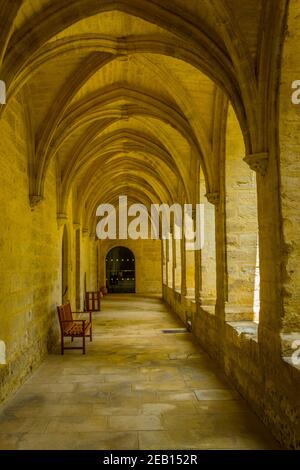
[279,0,300,334]
[0,95,60,402]
[0,94,98,403]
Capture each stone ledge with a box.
[184,295,196,305]
[227,321,258,342]
[282,356,300,372]
[197,303,215,316]
[225,303,254,322]
[281,332,300,356]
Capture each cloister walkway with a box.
[0,296,278,450]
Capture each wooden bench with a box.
[57,302,92,355]
[85,291,102,313]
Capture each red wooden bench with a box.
[85,291,102,313]
[57,302,92,355]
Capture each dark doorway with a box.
[106,247,135,293]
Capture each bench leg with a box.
[82,333,86,354]
[90,325,92,342]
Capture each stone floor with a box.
[0,295,279,450]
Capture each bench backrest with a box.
[57,302,73,333]
[85,291,101,312]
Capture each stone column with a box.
[174,238,182,291]
[172,228,176,291]
[244,150,282,355]
[161,238,167,287]
[98,241,106,288]
[185,248,195,299]
[225,107,258,322]
[198,190,217,307]
[181,231,187,297]
[165,238,169,288]
[166,237,173,289]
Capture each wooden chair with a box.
[100,286,108,295]
[57,302,92,355]
[85,291,102,313]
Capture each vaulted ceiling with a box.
[0,0,287,232]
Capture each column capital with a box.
[205,191,220,205]
[29,194,43,208]
[243,152,269,176]
[57,212,68,227]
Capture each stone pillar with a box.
[191,207,201,303]
[198,190,217,307]
[172,228,176,291]
[225,107,258,322]
[174,238,182,291]
[181,231,187,297]
[213,189,226,315]
[184,206,196,299]
[244,150,282,353]
[75,226,81,310]
[185,247,195,298]
[167,237,173,289]
[98,241,106,288]
[162,238,167,286]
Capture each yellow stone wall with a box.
[0,94,98,402]
[0,95,60,401]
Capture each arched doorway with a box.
[62,225,69,303]
[106,247,135,293]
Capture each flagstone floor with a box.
[0,295,279,450]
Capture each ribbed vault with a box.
[0,0,287,234]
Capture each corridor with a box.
[0,296,278,450]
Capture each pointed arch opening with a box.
[106,246,135,293]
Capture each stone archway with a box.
[106,246,135,293]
